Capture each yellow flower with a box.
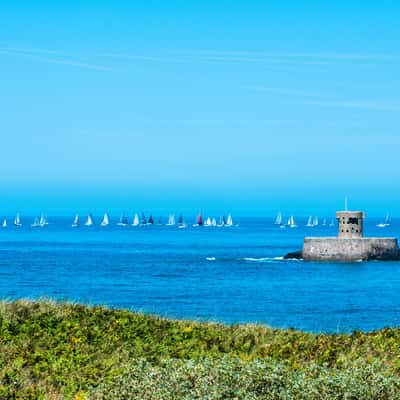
[74,391,87,400]
[71,336,81,345]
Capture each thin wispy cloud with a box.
[191,49,400,62]
[142,118,296,125]
[243,86,320,97]
[0,47,114,72]
[244,86,400,112]
[0,45,61,55]
[96,51,365,66]
[3,44,400,68]
[305,100,400,112]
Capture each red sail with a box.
[197,213,203,226]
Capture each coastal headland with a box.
[1,300,400,399]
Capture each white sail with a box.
[211,217,217,226]
[14,214,22,227]
[306,216,313,227]
[167,214,176,226]
[85,214,93,226]
[377,212,391,228]
[31,217,40,228]
[322,218,327,226]
[101,213,110,226]
[132,213,140,226]
[313,216,319,226]
[226,214,233,227]
[39,214,47,227]
[72,214,80,227]
[275,211,282,225]
[2,219,7,228]
[288,215,297,228]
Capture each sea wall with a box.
[303,237,400,261]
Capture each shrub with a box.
[0,300,399,399]
[90,358,400,400]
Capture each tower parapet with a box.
[336,211,365,238]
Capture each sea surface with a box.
[0,216,399,333]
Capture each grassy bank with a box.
[0,301,400,399]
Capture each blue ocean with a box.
[1,216,399,333]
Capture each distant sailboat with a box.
[178,214,187,228]
[329,218,335,227]
[218,216,226,227]
[322,218,327,226]
[275,211,283,225]
[117,214,128,226]
[141,213,147,225]
[132,213,140,226]
[85,214,94,226]
[211,217,217,227]
[100,213,110,226]
[39,214,47,227]
[31,217,40,228]
[194,213,203,227]
[148,215,154,225]
[166,214,176,226]
[385,212,391,226]
[14,214,22,227]
[226,214,233,227]
[312,216,319,227]
[306,216,313,227]
[377,212,391,228]
[204,217,212,227]
[72,214,80,228]
[287,215,297,228]
[2,219,7,228]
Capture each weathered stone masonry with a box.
[300,210,400,261]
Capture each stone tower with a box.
[296,209,399,261]
[336,211,365,239]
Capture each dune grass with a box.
[0,300,399,399]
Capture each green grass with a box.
[0,300,400,399]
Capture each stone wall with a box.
[336,211,364,239]
[303,237,399,261]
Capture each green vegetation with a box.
[0,301,400,399]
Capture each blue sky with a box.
[1,0,400,216]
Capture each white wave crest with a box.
[241,256,301,262]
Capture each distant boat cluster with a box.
[274,212,335,229]
[2,211,392,230]
[2,212,236,229]
[3,213,49,228]
[274,211,392,229]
